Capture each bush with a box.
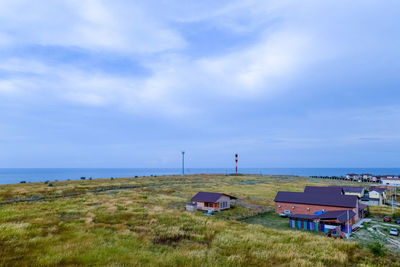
[48,183,53,187]
[20,181,26,183]
[89,177,92,180]
[80,177,86,180]
[44,180,49,184]
[111,177,114,180]
[368,242,386,257]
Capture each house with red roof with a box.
[274,186,364,237]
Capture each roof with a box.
[289,210,356,223]
[319,210,356,223]
[341,186,364,194]
[326,186,364,194]
[274,191,358,208]
[191,192,237,202]
[369,188,386,193]
[304,186,343,195]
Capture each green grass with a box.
[241,212,292,231]
[0,174,399,266]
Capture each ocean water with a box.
[1,168,400,185]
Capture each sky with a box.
[0,0,400,168]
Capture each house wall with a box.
[369,191,381,199]
[192,195,233,212]
[216,195,231,210]
[275,202,359,221]
[344,192,363,198]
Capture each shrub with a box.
[368,242,386,257]
[110,177,114,180]
[89,177,92,180]
[80,177,86,180]
[48,183,53,187]
[20,181,26,183]
[44,180,49,184]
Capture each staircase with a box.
[335,227,348,239]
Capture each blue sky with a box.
[0,0,400,168]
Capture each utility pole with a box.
[235,153,238,176]
[392,193,394,215]
[347,209,350,239]
[181,151,185,176]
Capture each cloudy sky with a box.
[0,0,399,168]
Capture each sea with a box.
[1,168,400,185]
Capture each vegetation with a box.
[368,242,386,257]
[0,174,399,266]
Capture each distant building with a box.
[345,174,359,181]
[361,174,373,182]
[368,188,387,205]
[381,178,400,186]
[186,192,237,212]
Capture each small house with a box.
[186,192,237,212]
[368,188,387,205]
[341,186,365,198]
[345,174,359,181]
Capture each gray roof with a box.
[369,188,386,193]
[289,210,356,223]
[191,192,237,202]
[329,186,364,194]
[342,186,364,193]
[274,191,358,208]
[304,186,343,195]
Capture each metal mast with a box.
[182,151,185,176]
[235,153,238,176]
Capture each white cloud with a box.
[197,29,312,95]
[0,0,186,53]
[0,80,18,93]
[1,0,394,119]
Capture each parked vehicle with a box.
[279,210,291,217]
[383,216,391,222]
[395,218,400,224]
[389,228,399,236]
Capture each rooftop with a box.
[304,186,343,195]
[289,210,356,223]
[191,192,237,203]
[274,191,358,208]
[329,186,364,194]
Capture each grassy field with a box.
[0,174,399,266]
